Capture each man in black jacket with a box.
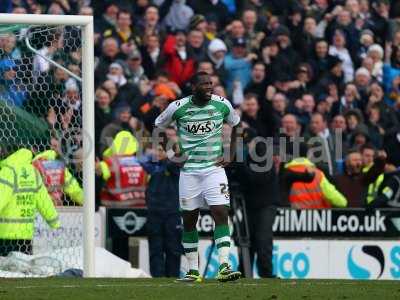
[368,159,400,208]
[234,133,279,278]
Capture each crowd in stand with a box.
[1,0,400,209]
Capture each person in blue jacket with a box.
[140,135,182,278]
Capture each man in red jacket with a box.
[163,30,195,87]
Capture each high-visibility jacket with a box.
[0,149,60,240]
[32,150,83,206]
[285,158,347,209]
[362,164,384,205]
[99,130,147,207]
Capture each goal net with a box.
[0,16,94,277]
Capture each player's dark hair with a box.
[191,71,209,86]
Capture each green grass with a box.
[0,278,399,300]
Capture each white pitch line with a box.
[5,281,397,290]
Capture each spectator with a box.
[315,55,345,97]
[136,5,162,38]
[140,33,163,80]
[94,3,119,35]
[331,83,362,117]
[334,149,386,207]
[328,29,354,82]
[224,20,248,50]
[189,0,230,29]
[367,44,384,81]
[308,39,331,81]
[102,9,141,53]
[163,30,195,88]
[187,29,207,61]
[0,59,26,107]
[125,50,148,86]
[207,38,227,80]
[273,25,300,76]
[306,112,338,177]
[95,37,124,85]
[140,135,181,278]
[244,62,268,97]
[271,92,288,124]
[224,37,254,95]
[354,67,372,101]
[356,29,375,64]
[163,0,194,32]
[106,62,141,106]
[99,103,135,154]
[95,88,114,152]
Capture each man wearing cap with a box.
[273,25,300,74]
[224,37,255,95]
[126,50,148,86]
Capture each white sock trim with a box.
[215,236,231,245]
[183,242,198,249]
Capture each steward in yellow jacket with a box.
[32,150,83,206]
[0,149,60,256]
[96,131,147,208]
[284,158,347,209]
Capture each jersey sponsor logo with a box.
[185,120,216,135]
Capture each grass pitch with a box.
[0,278,399,300]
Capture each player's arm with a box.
[154,101,178,129]
[218,99,241,166]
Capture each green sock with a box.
[183,230,199,272]
[214,224,231,266]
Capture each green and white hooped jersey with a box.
[155,94,240,172]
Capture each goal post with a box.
[0,14,95,277]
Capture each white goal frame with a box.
[0,13,95,277]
